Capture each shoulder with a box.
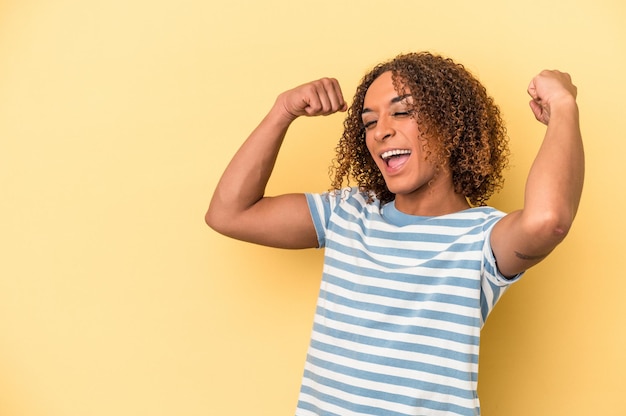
[308,187,378,209]
[449,206,506,227]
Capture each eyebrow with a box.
[362,94,412,115]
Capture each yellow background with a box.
[1,0,624,415]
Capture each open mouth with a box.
[381,149,411,168]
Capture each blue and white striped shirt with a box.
[296,188,522,416]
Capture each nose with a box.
[373,115,394,142]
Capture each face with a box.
[362,71,444,203]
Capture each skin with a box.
[491,70,584,276]
[206,69,584,278]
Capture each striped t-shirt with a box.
[297,188,522,416]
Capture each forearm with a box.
[206,105,294,226]
[522,98,584,239]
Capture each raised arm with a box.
[491,70,585,277]
[205,78,347,248]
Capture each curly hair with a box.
[330,52,509,207]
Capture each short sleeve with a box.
[305,192,331,249]
[480,216,524,325]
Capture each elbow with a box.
[205,202,241,239]
[205,205,225,234]
[525,208,575,245]
[204,209,215,229]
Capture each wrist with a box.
[549,97,579,118]
[548,93,577,111]
[264,102,298,131]
[273,89,303,124]
[269,97,299,125]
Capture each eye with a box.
[393,111,410,117]
[363,120,377,130]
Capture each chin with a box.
[383,180,421,196]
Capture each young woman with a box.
[206,52,584,415]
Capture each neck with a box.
[387,166,473,216]
[394,191,470,216]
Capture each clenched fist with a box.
[275,77,348,122]
[528,70,578,125]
